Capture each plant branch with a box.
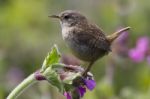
[7,73,37,99]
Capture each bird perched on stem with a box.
[49,10,130,77]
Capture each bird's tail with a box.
[106,27,130,43]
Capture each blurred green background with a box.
[0,0,150,99]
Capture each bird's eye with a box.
[64,15,70,19]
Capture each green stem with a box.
[7,73,37,99]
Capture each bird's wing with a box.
[73,26,111,52]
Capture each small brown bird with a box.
[49,10,130,76]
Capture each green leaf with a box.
[43,67,64,93]
[51,63,65,70]
[42,44,61,71]
[63,72,81,85]
[42,63,80,93]
[64,83,74,92]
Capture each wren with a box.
[49,10,130,76]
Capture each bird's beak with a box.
[48,15,60,19]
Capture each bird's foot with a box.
[82,69,89,77]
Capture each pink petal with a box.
[128,49,145,62]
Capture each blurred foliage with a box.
[0,0,150,99]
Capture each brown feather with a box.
[106,27,130,43]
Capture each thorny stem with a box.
[7,74,37,99]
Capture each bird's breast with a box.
[61,27,108,62]
[66,38,102,62]
[62,33,102,62]
[62,27,74,40]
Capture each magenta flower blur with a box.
[64,78,96,99]
[117,30,129,44]
[147,56,150,64]
[128,36,150,63]
[128,49,145,62]
[84,79,96,91]
[136,37,149,52]
[78,86,86,97]
[64,92,72,99]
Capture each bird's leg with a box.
[82,61,94,77]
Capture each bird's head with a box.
[49,10,87,28]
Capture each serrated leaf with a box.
[42,44,61,71]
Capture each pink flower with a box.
[128,48,145,62]
[128,37,149,63]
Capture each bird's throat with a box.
[61,26,74,40]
